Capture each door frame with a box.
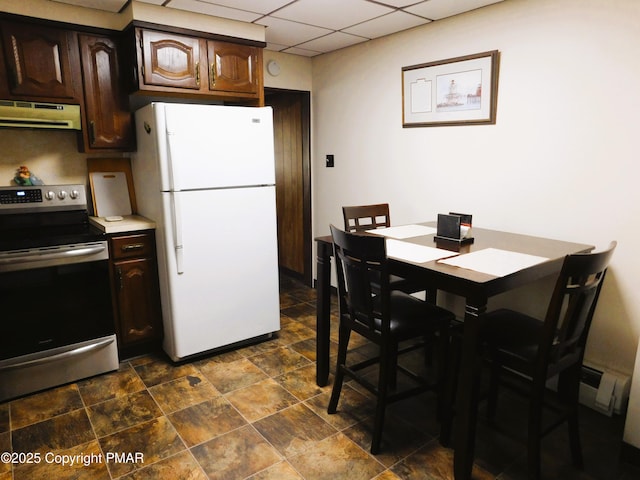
[266,88,312,287]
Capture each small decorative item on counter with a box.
[13,165,43,186]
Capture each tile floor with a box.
[0,274,638,480]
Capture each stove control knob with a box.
[45,191,55,201]
[57,190,67,200]
[69,190,79,199]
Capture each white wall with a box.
[311,0,640,440]
[263,51,312,92]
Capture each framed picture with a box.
[402,50,500,127]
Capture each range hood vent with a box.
[0,100,81,130]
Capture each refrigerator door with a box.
[161,103,275,191]
[158,186,280,361]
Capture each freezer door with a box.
[162,104,275,191]
[158,186,280,360]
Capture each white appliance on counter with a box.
[132,103,280,361]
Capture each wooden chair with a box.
[327,225,455,454]
[342,203,392,233]
[342,204,429,297]
[481,241,616,479]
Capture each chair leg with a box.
[371,341,392,454]
[328,324,351,414]
[388,343,398,390]
[434,326,450,419]
[527,381,545,480]
[439,329,461,446]
[558,368,584,468]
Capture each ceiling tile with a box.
[189,0,293,15]
[135,0,165,7]
[296,31,368,53]
[264,42,290,52]
[274,0,394,30]
[282,46,323,57]
[376,0,429,7]
[405,0,503,21]
[51,0,128,12]
[343,10,430,39]
[256,16,333,46]
[166,0,262,22]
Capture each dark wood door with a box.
[110,232,162,349]
[78,33,135,151]
[267,90,311,284]
[1,21,79,100]
[114,257,161,345]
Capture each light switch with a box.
[326,154,334,168]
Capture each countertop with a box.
[89,215,156,234]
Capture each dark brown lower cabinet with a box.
[109,231,162,357]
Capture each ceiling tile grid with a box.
[50,0,505,57]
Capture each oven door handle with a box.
[0,244,106,266]
[0,337,115,372]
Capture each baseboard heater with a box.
[548,365,630,416]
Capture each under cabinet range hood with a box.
[0,100,81,130]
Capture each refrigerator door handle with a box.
[170,192,185,274]
[166,132,180,191]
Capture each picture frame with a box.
[402,50,500,127]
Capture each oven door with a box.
[0,241,118,400]
[0,241,115,359]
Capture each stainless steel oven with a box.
[0,184,118,401]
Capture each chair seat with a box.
[371,291,453,340]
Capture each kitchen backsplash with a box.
[0,129,120,186]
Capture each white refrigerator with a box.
[132,103,280,361]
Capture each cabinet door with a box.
[138,28,205,90]
[1,22,79,99]
[114,257,161,346]
[207,41,259,94]
[79,34,134,151]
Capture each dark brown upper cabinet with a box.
[0,21,81,101]
[78,33,135,151]
[133,27,264,105]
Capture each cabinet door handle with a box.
[117,266,123,290]
[89,121,96,145]
[195,61,200,86]
[121,243,145,252]
[210,62,215,86]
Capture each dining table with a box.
[314,222,593,480]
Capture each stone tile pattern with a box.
[0,275,635,480]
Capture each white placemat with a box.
[386,239,457,263]
[437,248,549,277]
[368,224,437,239]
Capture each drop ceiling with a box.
[50,0,504,57]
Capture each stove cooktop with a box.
[0,184,106,251]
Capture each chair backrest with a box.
[330,224,390,335]
[342,204,391,233]
[538,241,616,376]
